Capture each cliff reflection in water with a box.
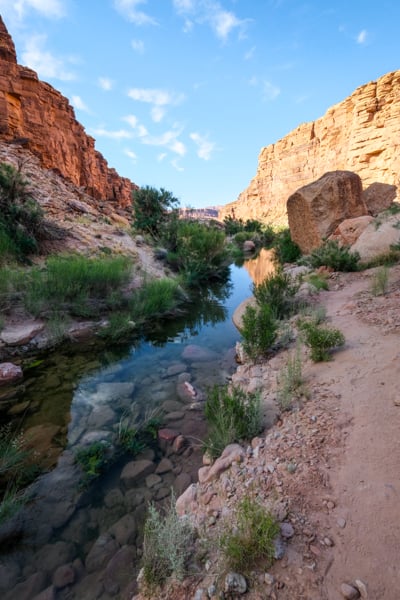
[243,248,276,285]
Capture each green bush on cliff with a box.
[307,239,360,272]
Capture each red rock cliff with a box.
[0,17,135,208]
[220,70,400,226]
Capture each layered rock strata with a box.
[220,70,400,226]
[0,17,135,208]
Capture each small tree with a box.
[132,185,179,237]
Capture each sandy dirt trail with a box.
[313,269,400,600]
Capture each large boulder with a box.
[362,182,397,216]
[287,171,368,254]
[330,215,374,246]
[351,214,400,261]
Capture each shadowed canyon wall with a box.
[220,70,400,226]
[0,17,135,208]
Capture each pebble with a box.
[337,517,347,529]
[323,536,334,546]
[355,579,368,598]
[340,583,360,599]
[224,572,247,595]
[280,522,294,539]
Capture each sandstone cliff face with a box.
[0,17,135,208]
[220,70,400,226]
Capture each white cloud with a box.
[171,158,184,172]
[123,115,149,137]
[158,152,167,161]
[141,128,187,156]
[113,0,157,26]
[131,39,145,53]
[151,106,166,122]
[356,29,368,44]
[21,34,76,81]
[98,77,113,91]
[124,114,139,128]
[92,127,132,139]
[190,132,215,160]
[128,87,184,106]
[172,0,249,41]
[0,0,66,20]
[262,80,280,101]
[72,95,89,112]
[124,148,137,162]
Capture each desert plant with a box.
[220,497,279,572]
[132,185,179,237]
[370,266,389,296]
[253,269,299,320]
[142,494,194,588]
[307,240,360,272]
[203,385,262,459]
[299,320,345,362]
[240,303,277,360]
[277,344,308,411]
[273,228,302,264]
[302,272,329,291]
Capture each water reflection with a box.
[243,248,276,285]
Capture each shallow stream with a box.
[0,253,274,599]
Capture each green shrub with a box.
[273,228,302,264]
[308,240,360,272]
[203,385,262,459]
[131,278,185,319]
[370,266,389,296]
[277,344,308,411]
[142,494,194,588]
[75,441,111,486]
[132,185,179,237]
[220,497,279,572]
[299,320,345,361]
[241,303,277,360]
[253,269,298,320]
[302,272,329,291]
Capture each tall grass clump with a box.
[131,277,186,319]
[142,494,194,589]
[307,240,360,272]
[203,384,262,459]
[240,303,277,361]
[370,266,389,296]
[277,344,308,411]
[298,320,345,362]
[220,497,279,573]
[253,269,298,320]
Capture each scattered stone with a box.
[158,428,179,443]
[52,564,76,589]
[0,362,23,385]
[323,536,334,547]
[145,473,162,489]
[85,533,119,573]
[337,517,347,529]
[164,410,185,422]
[264,573,275,585]
[340,583,360,599]
[108,514,137,546]
[355,579,368,599]
[198,444,245,484]
[104,488,124,509]
[176,483,197,516]
[120,459,155,488]
[172,434,187,454]
[224,572,247,595]
[194,588,209,600]
[174,472,192,496]
[1,321,44,346]
[273,536,287,560]
[280,522,295,539]
[4,571,47,600]
[32,586,56,600]
[155,457,173,474]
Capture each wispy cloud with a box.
[190,132,215,160]
[151,106,166,122]
[171,158,184,171]
[92,127,132,139]
[172,0,250,42]
[356,29,368,44]
[128,87,185,106]
[72,95,89,112]
[98,77,114,91]
[244,46,255,60]
[0,0,66,20]
[123,115,185,156]
[131,39,145,53]
[124,148,137,162]
[21,34,76,81]
[262,80,280,101]
[113,0,157,26]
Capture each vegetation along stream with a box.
[0,253,275,599]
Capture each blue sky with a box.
[1,1,399,209]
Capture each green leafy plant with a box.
[307,240,360,272]
[277,344,308,411]
[220,497,279,572]
[203,385,262,459]
[132,185,179,237]
[241,303,277,360]
[75,441,111,486]
[302,272,329,291]
[299,320,345,362]
[273,228,302,264]
[142,494,194,588]
[253,269,298,320]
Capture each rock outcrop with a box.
[220,70,400,226]
[287,171,367,253]
[0,17,135,208]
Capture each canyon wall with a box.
[220,70,400,226]
[0,17,135,208]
